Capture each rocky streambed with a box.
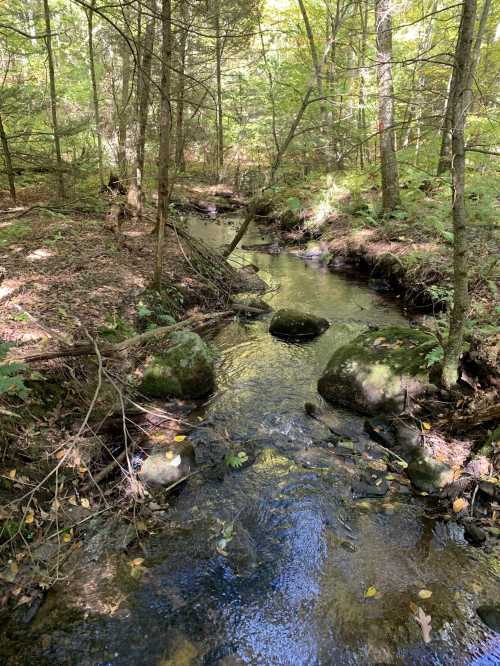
[1,215,498,665]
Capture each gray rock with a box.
[138,444,194,487]
[269,309,329,340]
[406,455,454,493]
[318,326,435,415]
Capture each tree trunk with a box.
[117,39,131,184]
[154,0,172,288]
[437,0,490,175]
[175,0,188,172]
[357,0,368,169]
[375,0,400,214]
[129,0,156,219]
[86,0,104,190]
[0,113,16,203]
[42,0,65,199]
[441,0,477,388]
[214,0,224,180]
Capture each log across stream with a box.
[5,215,499,665]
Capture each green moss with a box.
[325,326,436,377]
[141,332,215,399]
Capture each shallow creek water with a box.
[8,218,499,665]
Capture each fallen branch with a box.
[449,402,500,431]
[16,311,233,363]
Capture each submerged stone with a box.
[318,326,436,414]
[477,605,500,633]
[140,331,215,399]
[269,308,329,340]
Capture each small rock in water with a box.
[269,309,329,340]
[476,605,500,633]
[463,522,487,546]
[364,417,395,448]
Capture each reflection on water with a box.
[8,217,499,665]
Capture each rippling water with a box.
[5,217,498,665]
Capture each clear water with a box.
[5,217,498,665]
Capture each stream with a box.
[6,217,499,665]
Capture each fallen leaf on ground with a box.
[174,435,186,442]
[414,606,432,643]
[24,512,34,524]
[421,422,432,431]
[80,497,90,509]
[364,586,377,598]
[418,589,432,599]
[452,497,468,513]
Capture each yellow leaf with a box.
[365,586,377,598]
[8,469,16,479]
[422,422,431,431]
[452,497,468,513]
[80,498,90,509]
[174,435,186,442]
[55,450,65,460]
[418,589,432,599]
[63,532,72,543]
[130,557,144,567]
[68,496,78,506]
[25,512,34,525]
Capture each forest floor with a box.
[0,182,246,612]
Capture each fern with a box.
[0,342,29,400]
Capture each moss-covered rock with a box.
[140,331,215,399]
[318,326,436,414]
[406,455,454,493]
[269,309,329,340]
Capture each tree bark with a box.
[129,0,156,218]
[154,0,172,288]
[214,0,224,180]
[0,113,16,203]
[86,0,104,190]
[42,0,65,199]
[375,0,400,214]
[441,0,477,388]
[117,38,131,184]
[175,0,188,172]
[437,0,490,175]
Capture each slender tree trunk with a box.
[0,113,16,203]
[441,0,477,388]
[42,0,65,199]
[375,0,400,214]
[357,0,368,169]
[154,0,172,288]
[86,0,104,190]
[175,0,188,172]
[129,0,156,218]
[437,0,490,175]
[214,0,224,180]
[117,39,131,183]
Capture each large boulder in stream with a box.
[269,309,329,340]
[140,331,215,399]
[318,326,436,415]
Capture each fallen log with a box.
[449,402,500,431]
[16,312,233,363]
[15,304,270,364]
